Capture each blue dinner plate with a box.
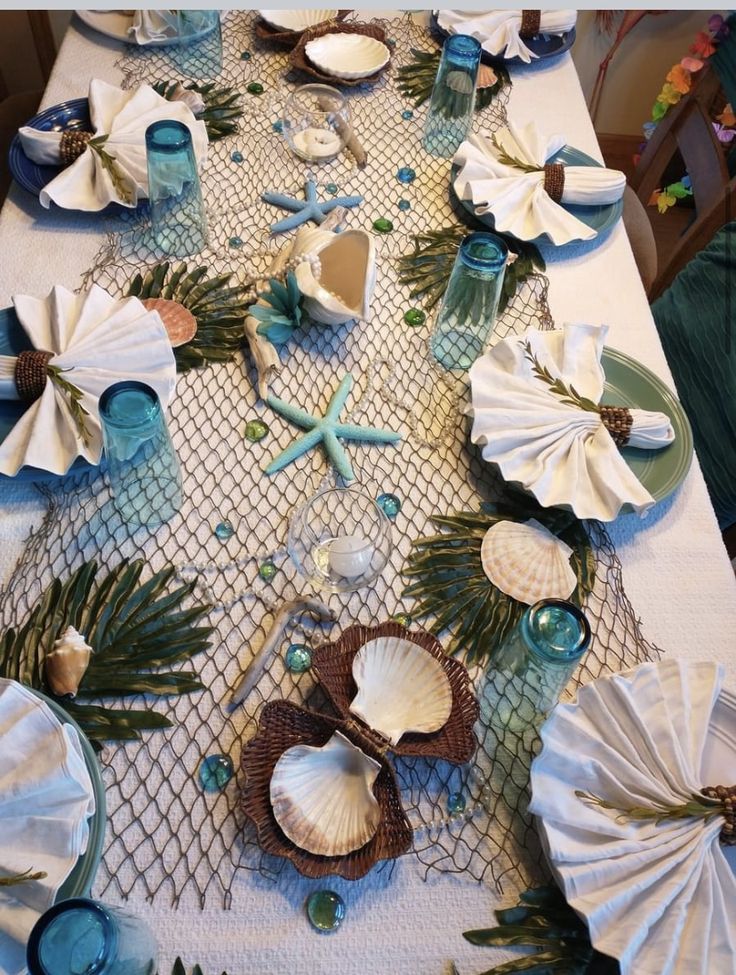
[8,98,92,200]
[0,306,92,481]
[430,11,576,66]
[451,145,624,247]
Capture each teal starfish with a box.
[265,374,402,480]
[261,179,363,233]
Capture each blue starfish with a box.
[261,179,363,234]
[265,374,401,480]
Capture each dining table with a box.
[1,9,735,975]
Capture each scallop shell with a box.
[350,637,453,746]
[304,33,391,80]
[45,626,92,698]
[141,297,198,347]
[480,519,577,605]
[258,9,338,32]
[290,225,377,325]
[270,731,381,856]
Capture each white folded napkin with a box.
[468,323,675,521]
[529,660,736,975]
[0,679,95,975]
[18,79,208,210]
[453,122,626,244]
[437,10,577,63]
[0,283,177,477]
[128,10,180,44]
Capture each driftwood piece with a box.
[244,313,281,401]
[316,94,367,169]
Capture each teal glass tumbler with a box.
[145,119,207,258]
[422,34,481,157]
[430,232,507,370]
[27,898,157,975]
[99,381,182,528]
[175,11,223,78]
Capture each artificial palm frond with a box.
[398,225,545,315]
[170,959,228,975]
[0,559,213,746]
[0,869,47,887]
[397,47,509,110]
[127,261,249,371]
[461,885,619,973]
[154,80,242,140]
[402,490,595,667]
[248,272,304,345]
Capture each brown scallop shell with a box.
[141,297,197,348]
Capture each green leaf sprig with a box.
[46,364,91,446]
[88,135,134,205]
[576,790,723,826]
[169,960,228,975]
[491,132,541,174]
[0,868,48,887]
[523,341,601,414]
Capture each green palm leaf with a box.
[153,80,242,140]
[402,490,595,666]
[0,559,213,745]
[127,261,249,372]
[397,47,509,110]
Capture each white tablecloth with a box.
[1,11,734,975]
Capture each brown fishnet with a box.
[0,11,658,906]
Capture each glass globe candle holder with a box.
[282,84,351,163]
[287,487,393,593]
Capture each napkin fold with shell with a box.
[437,9,577,63]
[468,323,675,521]
[18,79,208,210]
[453,122,625,244]
[0,284,177,477]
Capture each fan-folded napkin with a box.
[129,10,180,44]
[453,122,626,244]
[437,10,577,63]
[468,323,675,521]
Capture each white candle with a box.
[292,126,342,160]
[328,534,372,579]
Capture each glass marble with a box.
[244,419,269,442]
[214,519,235,541]
[403,308,426,327]
[401,109,414,120]
[391,612,412,627]
[259,560,277,582]
[240,50,252,61]
[306,891,345,932]
[272,120,284,133]
[325,182,339,196]
[285,643,312,674]
[247,82,264,95]
[447,791,466,815]
[229,236,243,249]
[376,492,401,518]
[230,151,244,163]
[198,754,234,792]
[396,166,416,185]
[398,198,411,212]
[372,218,394,234]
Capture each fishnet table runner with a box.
[0,11,657,907]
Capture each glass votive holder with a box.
[422,34,482,158]
[282,84,351,163]
[175,11,223,78]
[145,119,207,258]
[287,487,393,592]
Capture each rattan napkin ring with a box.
[600,405,633,447]
[255,10,351,49]
[289,22,391,87]
[14,349,53,402]
[520,10,542,38]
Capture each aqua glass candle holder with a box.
[422,34,482,158]
[430,231,508,371]
[174,11,223,79]
[145,119,207,258]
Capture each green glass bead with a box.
[372,218,394,234]
[244,419,269,442]
[240,50,252,61]
[199,754,234,792]
[285,644,312,674]
[247,82,264,95]
[259,560,277,582]
[306,890,345,932]
[391,613,412,627]
[403,308,426,328]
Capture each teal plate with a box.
[602,347,693,505]
[29,689,106,901]
[451,145,624,247]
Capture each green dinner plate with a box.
[601,346,693,505]
[28,689,106,901]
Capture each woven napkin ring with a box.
[14,350,53,402]
[59,130,93,165]
[702,785,736,845]
[520,10,542,37]
[543,163,565,204]
[599,405,633,447]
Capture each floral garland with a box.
[640,14,734,213]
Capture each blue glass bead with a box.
[401,109,414,120]
[397,166,416,185]
[272,120,284,133]
[199,754,234,792]
[285,643,312,674]
[325,182,339,196]
[259,560,277,582]
[306,890,345,932]
[391,613,412,627]
[240,50,252,61]
[386,38,396,48]
[229,236,243,249]
[398,199,411,212]
[214,519,235,541]
[447,792,466,815]
[230,151,244,163]
[377,492,401,518]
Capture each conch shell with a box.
[289,225,377,326]
[45,626,92,698]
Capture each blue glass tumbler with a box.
[27,898,157,975]
[174,11,223,79]
[145,119,207,258]
[430,232,508,370]
[422,34,482,157]
[99,381,182,528]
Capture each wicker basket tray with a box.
[288,22,391,87]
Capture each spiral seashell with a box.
[45,626,92,698]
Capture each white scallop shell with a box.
[305,33,391,80]
[480,519,577,605]
[270,731,381,856]
[350,637,453,746]
[258,9,338,32]
[290,225,377,325]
